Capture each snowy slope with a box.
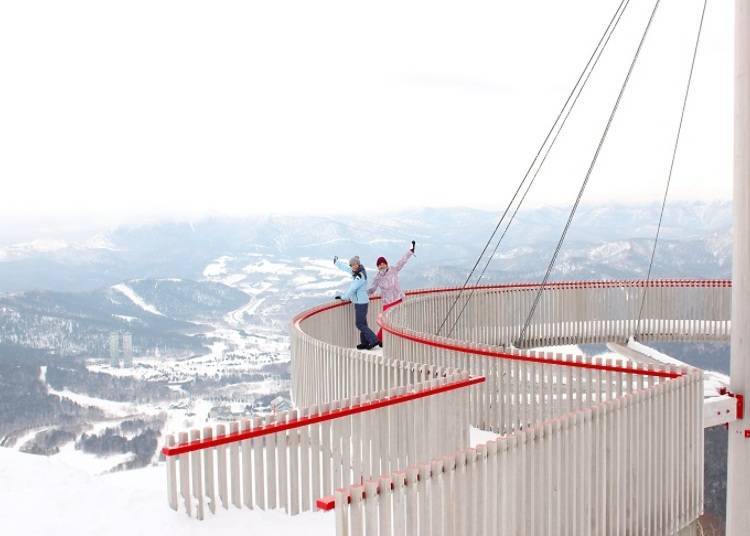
[112,283,164,316]
[0,448,334,536]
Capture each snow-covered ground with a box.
[47,385,138,419]
[0,428,497,536]
[704,369,731,397]
[52,442,136,475]
[89,352,285,383]
[202,255,234,278]
[470,426,500,446]
[223,297,268,328]
[6,259,303,472]
[10,366,162,474]
[203,254,352,302]
[531,343,623,363]
[0,448,335,536]
[243,259,295,275]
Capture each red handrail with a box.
[162,375,485,457]
[377,321,684,379]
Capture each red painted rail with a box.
[317,486,369,511]
[317,495,337,511]
[316,474,417,511]
[162,375,485,457]
[378,321,684,380]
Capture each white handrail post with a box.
[335,488,350,536]
[216,424,228,510]
[241,419,253,510]
[178,431,192,517]
[252,416,265,510]
[165,434,178,511]
[203,427,216,515]
[190,429,204,520]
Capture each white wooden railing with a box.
[384,279,731,349]
[289,280,721,535]
[325,368,703,536]
[162,367,482,520]
[291,298,386,407]
[163,279,724,533]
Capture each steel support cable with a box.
[634,0,708,341]
[515,0,664,348]
[446,0,633,338]
[434,0,631,336]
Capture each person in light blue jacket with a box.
[334,255,379,350]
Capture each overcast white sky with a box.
[0,0,734,238]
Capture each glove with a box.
[333,256,338,264]
[334,295,342,300]
[410,240,416,253]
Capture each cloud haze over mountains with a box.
[0,201,732,294]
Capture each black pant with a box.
[354,303,378,347]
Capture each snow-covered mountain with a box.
[0,202,732,293]
[0,270,294,475]
[0,279,249,357]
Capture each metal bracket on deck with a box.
[705,389,745,429]
[718,388,744,420]
[714,388,748,435]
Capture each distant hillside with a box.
[0,279,248,357]
[0,202,732,293]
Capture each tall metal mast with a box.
[727,2,750,534]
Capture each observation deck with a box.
[161,279,735,535]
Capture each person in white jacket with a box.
[368,241,415,343]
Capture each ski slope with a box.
[112,283,164,316]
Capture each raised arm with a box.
[393,249,414,273]
[335,258,353,275]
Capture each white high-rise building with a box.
[122,332,133,367]
[109,332,120,368]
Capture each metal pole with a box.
[727,2,750,534]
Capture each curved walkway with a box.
[291,280,726,535]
